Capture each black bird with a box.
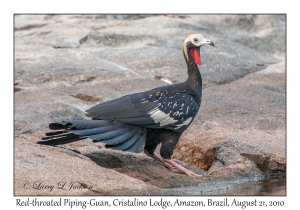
[38,34,214,177]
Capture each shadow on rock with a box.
[84,150,206,189]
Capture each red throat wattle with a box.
[191,48,202,65]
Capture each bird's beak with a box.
[201,39,214,47]
[206,39,215,46]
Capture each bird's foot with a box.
[144,150,173,169]
[164,159,202,177]
[144,150,200,177]
[151,154,174,169]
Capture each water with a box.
[173,178,286,196]
[210,178,286,196]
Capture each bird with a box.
[37,33,214,177]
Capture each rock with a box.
[14,137,164,196]
[14,14,286,195]
[206,143,265,180]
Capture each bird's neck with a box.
[186,61,202,92]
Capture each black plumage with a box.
[38,34,214,177]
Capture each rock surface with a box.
[14,14,286,195]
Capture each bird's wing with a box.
[86,85,199,129]
[86,92,156,126]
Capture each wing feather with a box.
[85,84,200,130]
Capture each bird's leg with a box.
[157,132,202,177]
[164,159,202,177]
[144,150,173,169]
[144,150,200,177]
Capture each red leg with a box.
[164,159,202,177]
[144,150,173,169]
[152,154,174,169]
[144,150,201,177]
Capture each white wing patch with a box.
[175,117,193,129]
[148,107,178,126]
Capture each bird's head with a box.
[182,33,214,65]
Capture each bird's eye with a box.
[194,38,198,42]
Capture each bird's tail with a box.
[37,120,146,153]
